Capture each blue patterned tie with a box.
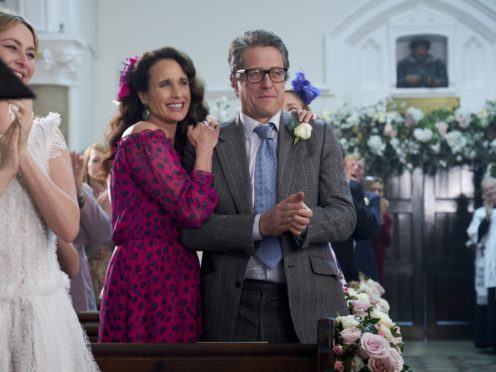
[253,124,282,268]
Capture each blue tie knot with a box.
[254,124,274,140]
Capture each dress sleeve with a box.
[74,183,113,246]
[467,208,484,243]
[122,130,218,228]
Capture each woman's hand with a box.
[187,115,220,151]
[292,109,316,123]
[0,121,20,177]
[70,151,85,193]
[187,116,220,172]
[8,99,33,154]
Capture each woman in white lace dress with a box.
[0,9,99,372]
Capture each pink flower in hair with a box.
[117,55,140,102]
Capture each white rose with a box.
[371,308,395,328]
[367,135,385,155]
[376,298,391,313]
[413,128,433,143]
[294,122,312,141]
[445,130,467,153]
[375,112,386,123]
[337,314,360,329]
[435,121,449,137]
[347,288,358,297]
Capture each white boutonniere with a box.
[287,121,312,144]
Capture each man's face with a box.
[483,183,496,205]
[414,45,428,61]
[231,46,286,123]
[344,158,365,182]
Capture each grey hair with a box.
[228,29,289,73]
[481,176,496,189]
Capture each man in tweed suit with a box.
[182,30,356,344]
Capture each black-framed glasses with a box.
[235,67,288,83]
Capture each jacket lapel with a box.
[277,112,300,200]
[216,117,253,213]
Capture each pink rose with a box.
[435,121,448,138]
[334,360,345,372]
[340,327,362,344]
[351,299,370,317]
[388,348,404,372]
[383,122,397,138]
[369,294,381,305]
[360,332,390,359]
[373,282,385,296]
[368,357,394,372]
[376,323,392,341]
[333,344,344,355]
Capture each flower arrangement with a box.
[332,275,411,372]
[323,99,496,177]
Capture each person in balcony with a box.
[397,38,448,88]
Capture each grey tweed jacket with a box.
[182,111,356,344]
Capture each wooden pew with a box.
[80,313,335,372]
[78,311,99,342]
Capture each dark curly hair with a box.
[104,47,208,172]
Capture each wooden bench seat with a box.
[79,312,335,372]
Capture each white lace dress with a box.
[0,113,99,372]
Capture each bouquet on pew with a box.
[333,275,411,372]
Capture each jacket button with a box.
[235,281,242,287]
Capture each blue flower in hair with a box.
[291,71,320,105]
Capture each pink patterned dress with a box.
[98,130,218,343]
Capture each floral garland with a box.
[333,275,411,372]
[323,99,496,178]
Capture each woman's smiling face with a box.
[0,22,36,83]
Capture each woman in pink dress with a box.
[98,47,220,343]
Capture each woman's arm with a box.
[19,131,79,243]
[75,183,112,246]
[12,101,79,242]
[0,121,20,196]
[19,146,79,242]
[56,239,80,278]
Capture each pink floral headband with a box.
[117,55,140,102]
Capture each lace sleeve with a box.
[48,128,68,159]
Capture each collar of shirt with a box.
[239,111,282,140]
